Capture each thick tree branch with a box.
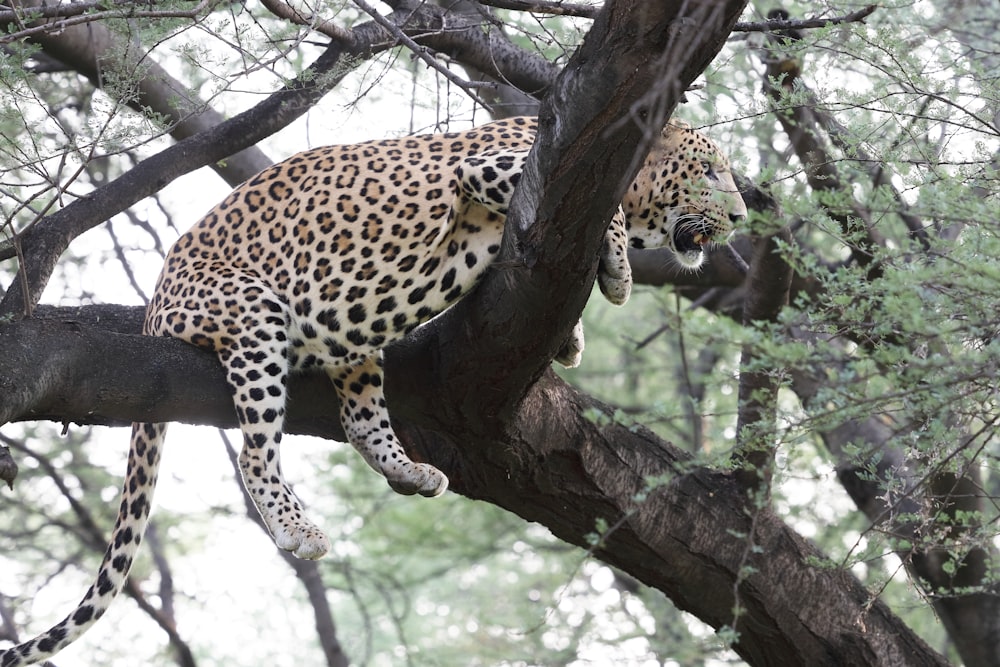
[435,0,753,413]
[790,355,1000,667]
[0,308,950,666]
[628,245,748,288]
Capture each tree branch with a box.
[0,304,950,666]
[734,5,878,33]
[258,0,356,42]
[757,16,1000,667]
[0,1,564,317]
[1,0,216,43]
[352,0,494,109]
[732,191,792,491]
[3,434,199,666]
[474,0,598,18]
[415,4,559,99]
[758,40,884,274]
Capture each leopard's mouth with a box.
[667,217,717,270]
[672,220,713,253]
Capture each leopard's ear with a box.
[652,119,694,154]
[664,118,692,133]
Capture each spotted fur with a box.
[1,116,745,665]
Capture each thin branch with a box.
[351,0,494,111]
[143,523,177,625]
[810,104,930,250]
[756,26,885,274]
[471,1,878,31]
[734,5,878,33]
[473,0,597,18]
[0,0,190,22]
[0,592,21,644]
[0,446,16,490]
[258,0,356,43]
[0,0,217,44]
[0,8,407,315]
[731,191,791,493]
[1,434,199,665]
[21,0,275,186]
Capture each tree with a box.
[2,1,998,665]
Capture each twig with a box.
[0,0,216,44]
[351,0,494,112]
[258,0,356,44]
[734,5,878,33]
[472,0,878,33]
[474,0,597,18]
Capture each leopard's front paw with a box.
[386,462,449,498]
[555,319,585,368]
[597,266,632,306]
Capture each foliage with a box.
[3,0,1000,665]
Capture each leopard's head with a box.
[623,121,746,269]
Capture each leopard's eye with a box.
[701,160,716,178]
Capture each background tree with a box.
[1,1,998,665]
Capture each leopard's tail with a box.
[0,422,166,667]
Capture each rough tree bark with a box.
[0,1,956,665]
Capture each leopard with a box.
[0,115,746,666]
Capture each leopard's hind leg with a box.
[211,283,330,560]
[329,352,447,497]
